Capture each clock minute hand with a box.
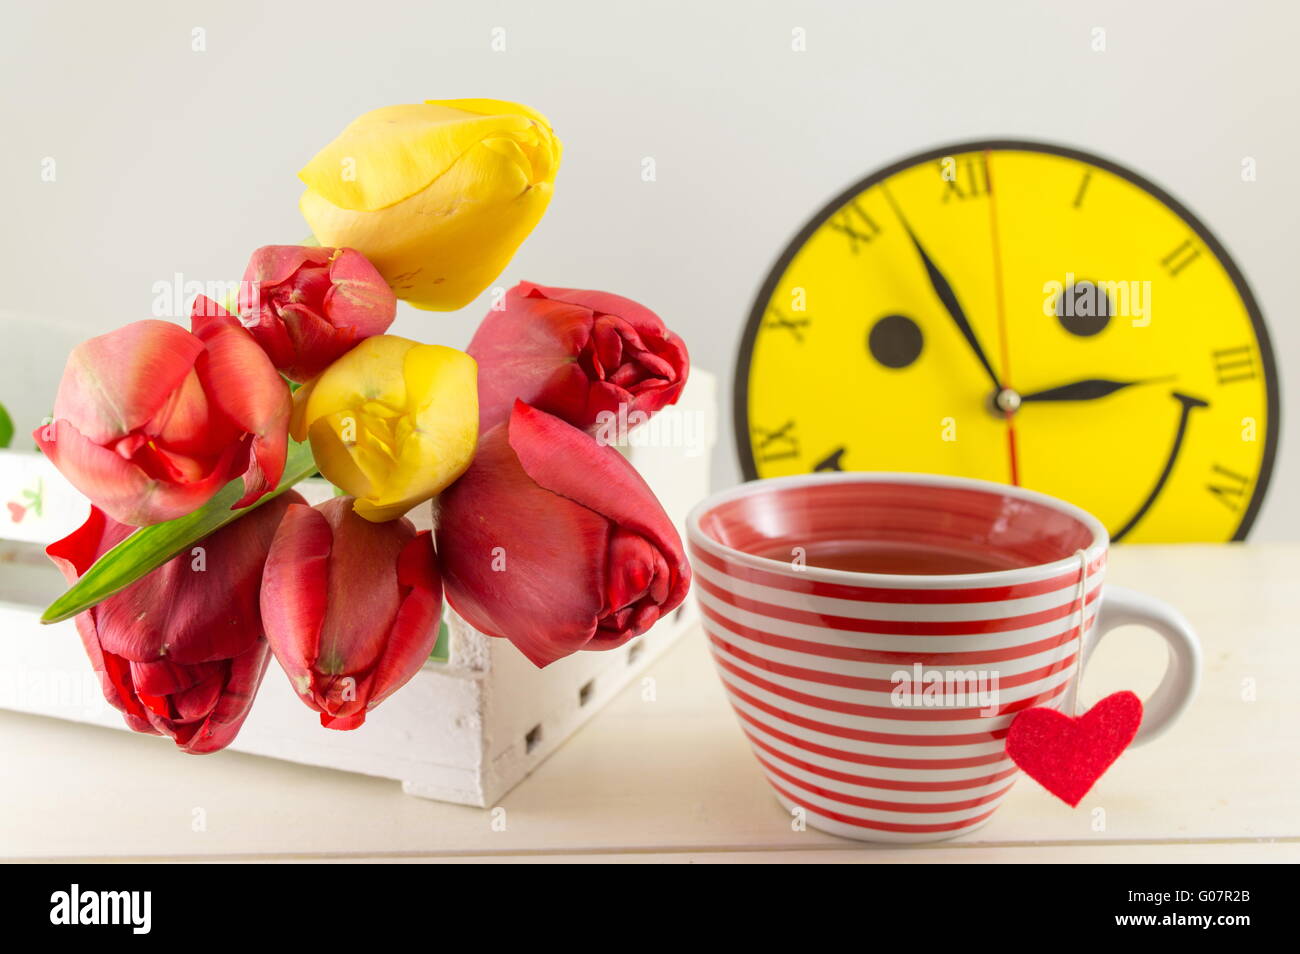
[905,228,1003,391]
[1020,376,1173,403]
[882,187,1003,391]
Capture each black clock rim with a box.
[733,137,1280,542]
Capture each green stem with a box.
[41,439,318,624]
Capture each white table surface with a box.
[2,543,1298,863]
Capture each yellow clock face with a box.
[738,141,1277,542]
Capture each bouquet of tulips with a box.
[36,100,691,753]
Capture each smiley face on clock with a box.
[737,140,1278,542]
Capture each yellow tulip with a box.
[292,336,478,522]
[299,99,562,311]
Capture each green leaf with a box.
[0,401,12,449]
[41,439,317,624]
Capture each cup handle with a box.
[1077,585,1201,747]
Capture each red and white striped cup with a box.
[686,473,1200,843]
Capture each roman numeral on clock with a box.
[1072,170,1092,208]
[1161,238,1202,276]
[940,154,989,202]
[1212,345,1256,384]
[752,419,799,463]
[1206,463,1251,511]
[764,307,811,343]
[828,200,880,253]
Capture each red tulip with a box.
[436,400,690,668]
[34,300,291,527]
[45,492,304,754]
[468,281,689,433]
[260,497,442,729]
[238,245,397,382]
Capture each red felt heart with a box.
[1006,691,1143,806]
[6,502,24,523]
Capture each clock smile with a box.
[985,379,1206,540]
[1111,392,1210,542]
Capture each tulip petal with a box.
[240,246,395,382]
[260,502,333,690]
[262,500,439,726]
[35,419,232,526]
[93,491,299,665]
[53,320,204,445]
[432,98,555,128]
[299,106,560,311]
[506,400,690,614]
[299,334,416,421]
[238,250,323,372]
[589,528,671,651]
[141,367,238,458]
[241,307,297,372]
[468,294,597,431]
[436,420,609,668]
[437,402,691,668]
[241,245,334,291]
[298,337,477,522]
[306,413,377,501]
[46,496,296,752]
[350,343,476,521]
[165,669,223,726]
[524,283,689,382]
[470,283,688,432]
[397,528,441,593]
[324,248,398,334]
[363,531,441,709]
[96,646,154,728]
[605,528,657,611]
[320,711,367,731]
[274,302,340,377]
[190,306,291,509]
[180,640,272,754]
[300,102,554,212]
[314,498,407,676]
[518,283,656,331]
[45,505,132,583]
[70,614,156,736]
[49,510,151,729]
[130,658,218,697]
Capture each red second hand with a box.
[984,149,1020,486]
[1004,416,1020,486]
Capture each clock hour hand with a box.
[1019,376,1173,403]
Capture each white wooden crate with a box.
[0,371,716,806]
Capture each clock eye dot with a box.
[1056,279,1112,337]
[867,314,923,369]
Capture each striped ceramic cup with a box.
[686,473,1200,844]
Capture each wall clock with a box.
[736,140,1278,542]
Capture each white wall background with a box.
[2,0,1296,536]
